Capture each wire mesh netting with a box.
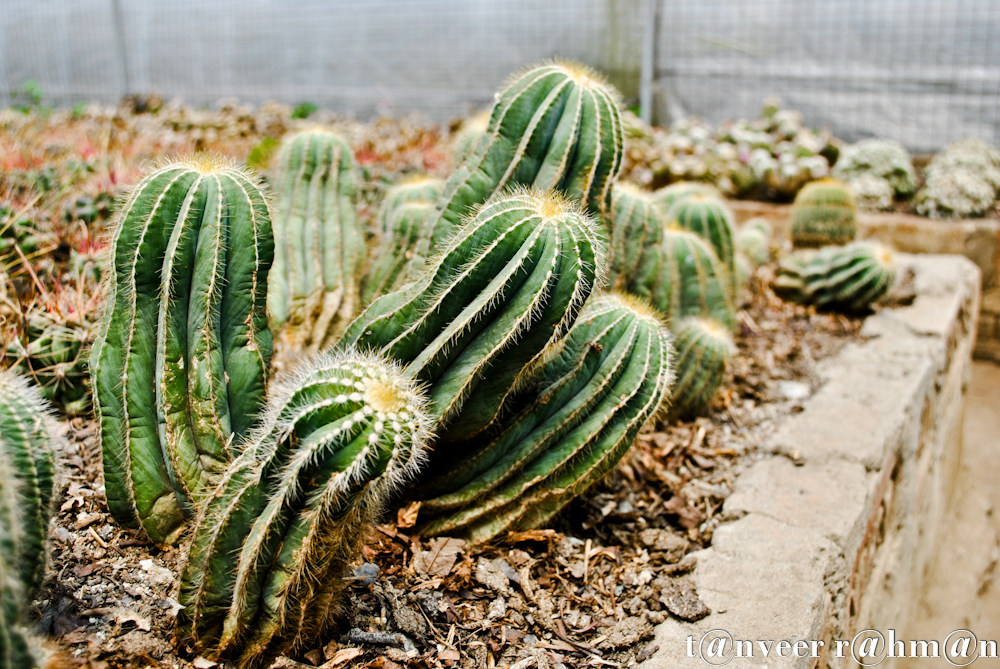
[1,0,997,152]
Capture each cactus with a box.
[848,173,895,212]
[790,178,857,248]
[663,194,737,291]
[451,111,490,166]
[669,317,734,418]
[923,138,1000,193]
[735,218,771,269]
[650,181,717,220]
[832,139,916,196]
[267,129,364,355]
[406,61,623,276]
[375,175,444,236]
[607,182,663,285]
[772,241,897,311]
[414,293,673,544]
[91,156,274,545]
[340,188,603,444]
[628,226,736,330]
[176,349,430,668]
[915,169,996,219]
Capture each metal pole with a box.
[639,0,658,125]
[110,0,129,99]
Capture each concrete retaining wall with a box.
[642,254,980,668]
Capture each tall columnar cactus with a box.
[91,157,274,545]
[414,293,673,544]
[664,193,737,292]
[451,111,490,166]
[629,226,736,330]
[267,129,364,354]
[607,182,663,286]
[669,317,734,418]
[176,349,430,668]
[406,61,624,276]
[791,178,857,248]
[772,241,897,311]
[650,181,717,220]
[340,188,603,444]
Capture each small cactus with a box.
[414,293,673,543]
[650,181,717,220]
[629,226,736,330]
[663,193,737,291]
[791,178,857,248]
[451,111,490,166]
[267,129,364,355]
[670,317,734,418]
[735,218,771,269]
[375,175,444,236]
[340,188,603,444]
[607,182,663,286]
[91,157,274,545]
[772,241,897,311]
[176,349,430,668]
[832,139,916,196]
[406,61,624,276]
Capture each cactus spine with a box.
[772,241,897,311]
[669,317,734,418]
[340,188,603,443]
[791,178,857,248]
[267,130,364,354]
[415,293,673,543]
[91,157,273,545]
[407,61,624,275]
[650,181,717,219]
[176,349,430,668]
[607,182,663,286]
[664,194,737,292]
[629,226,736,330]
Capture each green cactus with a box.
[451,111,490,166]
[669,317,734,418]
[375,175,444,236]
[791,178,857,248]
[406,61,624,276]
[628,226,736,330]
[415,293,673,544]
[735,218,771,269]
[607,182,663,286]
[650,181,717,220]
[267,129,364,355]
[176,348,430,668]
[772,241,897,311]
[663,193,737,292]
[340,188,603,444]
[91,156,274,545]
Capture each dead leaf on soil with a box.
[112,608,151,631]
[414,537,466,577]
[321,647,363,667]
[396,501,420,528]
[192,658,218,669]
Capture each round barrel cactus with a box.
[607,182,663,286]
[670,317,734,418]
[735,218,771,269]
[415,293,674,543]
[375,175,444,236]
[340,188,604,444]
[664,193,737,291]
[267,129,364,355]
[628,226,736,330]
[91,157,274,545]
[176,349,430,668]
[791,178,857,248]
[650,181,717,220]
[772,241,897,311]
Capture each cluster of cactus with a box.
[0,207,50,271]
[91,157,274,545]
[915,139,1000,218]
[267,129,365,359]
[413,293,673,543]
[0,370,62,669]
[831,139,916,210]
[772,241,897,311]
[791,179,857,248]
[177,349,431,667]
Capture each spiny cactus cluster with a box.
[414,293,673,543]
[915,139,1000,218]
[177,349,430,667]
[772,241,897,311]
[832,139,916,209]
[791,179,857,248]
[0,370,63,669]
[91,157,273,545]
[268,129,365,358]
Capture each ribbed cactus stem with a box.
[91,157,273,545]
[629,226,736,330]
[267,129,364,354]
[341,188,603,443]
[664,194,737,292]
[670,317,734,418]
[407,61,624,276]
[176,349,430,669]
[607,182,663,286]
[772,241,897,310]
[736,218,772,269]
[791,178,857,248]
[414,293,673,543]
[650,181,718,220]
[451,110,491,166]
[375,175,444,236]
